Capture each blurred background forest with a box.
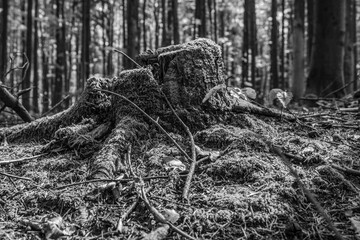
[0,0,359,117]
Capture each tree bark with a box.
[0,0,8,79]
[81,0,91,87]
[292,0,305,100]
[23,0,33,110]
[195,0,207,38]
[213,0,218,42]
[172,0,180,44]
[126,0,139,68]
[307,0,346,97]
[54,0,65,109]
[344,0,355,93]
[242,0,249,86]
[32,0,39,113]
[143,0,147,50]
[270,0,279,88]
[250,0,257,88]
[154,1,160,49]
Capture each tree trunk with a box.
[81,0,91,87]
[41,0,49,113]
[307,0,346,97]
[172,0,180,44]
[207,0,213,39]
[154,1,160,49]
[107,3,114,76]
[280,0,285,88]
[352,0,357,90]
[161,0,167,46]
[143,0,147,50]
[213,0,218,42]
[292,0,305,100]
[250,0,257,89]
[126,0,139,68]
[0,0,8,79]
[54,0,65,109]
[166,0,173,45]
[195,0,207,38]
[344,0,355,93]
[306,0,313,64]
[23,0,33,110]
[242,0,249,86]
[270,0,279,88]
[122,0,127,67]
[32,0,39,113]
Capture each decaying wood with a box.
[0,38,291,181]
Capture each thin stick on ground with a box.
[0,154,45,165]
[271,145,344,240]
[0,171,32,181]
[161,93,196,201]
[139,179,197,240]
[97,89,192,162]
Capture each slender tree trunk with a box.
[292,0,305,100]
[166,0,173,45]
[242,0,249,86]
[126,0,139,68]
[143,0,147,50]
[270,0,279,88]
[344,0,355,93]
[352,0,357,90]
[208,0,213,39]
[307,0,346,97]
[280,0,285,88]
[154,1,160,48]
[81,0,90,87]
[107,2,114,76]
[250,0,257,88]
[102,2,107,75]
[32,0,39,113]
[0,0,8,79]
[172,0,180,44]
[53,0,65,109]
[213,0,218,42]
[23,0,33,110]
[40,20,49,113]
[306,0,313,64]
[161,0,167,46]
[122,0,127,67]
[195,0,207,38]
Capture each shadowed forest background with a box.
[0,0,358,119]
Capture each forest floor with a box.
[0,103,359,240]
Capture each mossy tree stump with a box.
[0,38,285,178]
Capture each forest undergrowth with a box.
[0,99,359,240]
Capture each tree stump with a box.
[0,38,289,178]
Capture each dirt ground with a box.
[0,104,359,240]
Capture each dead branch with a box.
[0,154,45,165]
[0,171,32,181]
[271,145,344,240]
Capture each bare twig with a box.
[41,95,70,117]
[331,164,360,177]
[139,179,197,240]
[54,175,187,190]
[0,154,45,165]
[0,171,32,181]
[126,144,136,177]
[97,89,192,162]
[116,196,140,233]
[271,145,344,240]
[160,93,196,201]
[113,48,141,68]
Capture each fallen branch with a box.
[161,93,196,201]
[271,145,344,240]
[139,179,197,240]
[0,154,45,165]
[331,164,360,177]
[0,171,32,181]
